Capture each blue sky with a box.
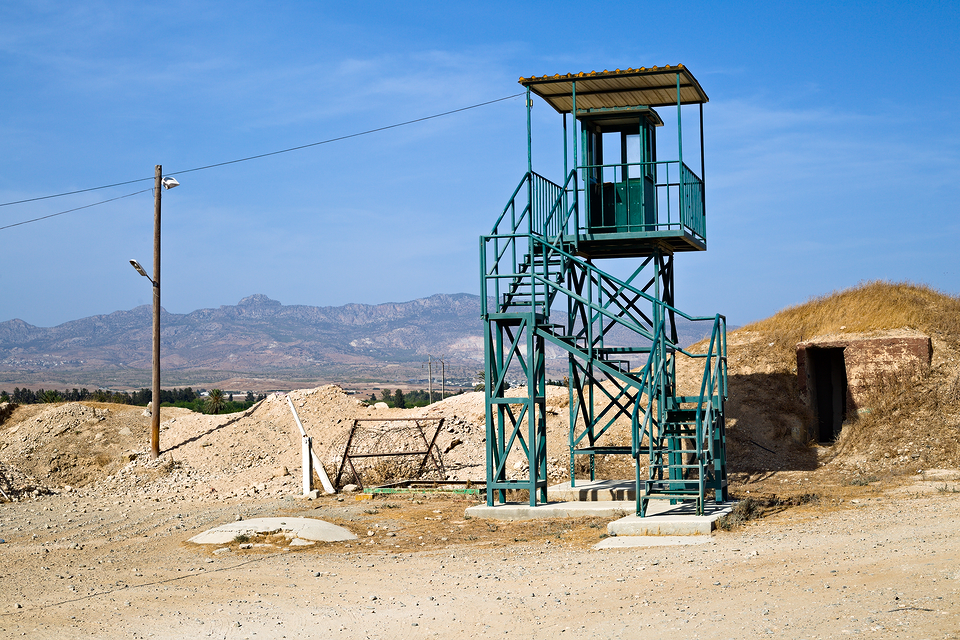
[1,1,958,328]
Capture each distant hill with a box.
[0,293,723,390]
[0,294,485,389]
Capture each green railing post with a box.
[700,102,706,224]
[676,71,684,230]
[572,80,578,235]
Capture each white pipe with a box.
[312,450,335,494]
[287,396,308,437]
[287,395,336,494]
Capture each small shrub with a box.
[718,496,769,530]
[93,453,112,468]
[786,493,820,506]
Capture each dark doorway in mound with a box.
[808,347,847,443]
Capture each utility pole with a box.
[150,165,162,460]
[131,166,177,459]
[438,356,446,402]
[423,356,434,404]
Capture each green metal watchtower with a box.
[481,65,728,516]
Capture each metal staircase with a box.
[481,169,727,514]
[481,66,728,515]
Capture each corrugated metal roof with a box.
[519,65,708,113]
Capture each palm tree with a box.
[206,389,226,414]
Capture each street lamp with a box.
[129,165,178,459]
[129,259,150,279]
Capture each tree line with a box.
[0,387,266,415]
[367,388,463,409]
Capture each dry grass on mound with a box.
[710,280,960,475]
[741,280,960,365]
[832,366,960,472]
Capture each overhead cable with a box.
[0,188,152,231]
[0,92,524,210]
[169,92,524,178]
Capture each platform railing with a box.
[483,171,575,317]
[579,160,704,241]
[634,311,727,515]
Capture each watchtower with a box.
[481,65,728,515]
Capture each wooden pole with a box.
[151,165,161,459]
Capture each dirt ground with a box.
[1,380,959,638]
[0,473,958,639]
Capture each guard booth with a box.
[583,108,661,233]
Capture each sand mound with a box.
[0,384,580,503]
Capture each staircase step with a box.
[674,395,721,404]
[649,463,704,470]
[571,446,632,455]
[595,346,653,354]
[644,480,701,494]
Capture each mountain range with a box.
[0,293,722,391]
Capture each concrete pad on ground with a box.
[547,480,636,502]
[188,517,357,545]
[607,501,735,536]
[594,535,713,549]
[465,498,689,521]
[465,500,634,521]
[466,499,734,536]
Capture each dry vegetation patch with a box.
[744,280,960,363]
[680,281,960,482]
[197,495,613,556]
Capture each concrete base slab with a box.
[466,499,735,536]
[547,480,636,502]
[608,501,735,536]
[466,500,634,521]
[188,517,357,545]
[594,535,713,549]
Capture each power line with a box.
[0,178,155,208]
[169,92,524,178]
[0,188,153,231]
[0,92,524,211]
